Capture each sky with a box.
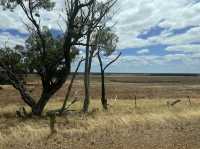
[0,0,200,73]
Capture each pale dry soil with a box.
[0,99,200,149]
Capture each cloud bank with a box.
[1,0,200,73]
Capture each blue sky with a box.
[1,0,200,73]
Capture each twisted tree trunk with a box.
[32,92,52,116]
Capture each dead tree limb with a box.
[98,51,121,110]
[60,57,85,114]
[167,100,181,107]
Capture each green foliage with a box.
[94,27,119,56]
[0,27,79,75]
[0,47,26,73]
[25,28,61,70]
[0,48,20,66]
[35,0,55,11]
[24,27,79,74]
[0,0,55,11]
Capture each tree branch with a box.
[60,57,85,113]
[103,52,121,71]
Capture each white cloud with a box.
[148,26,200,46]
[0,32,26,48]
[112,0,200,49]
[117,53,200,66]
[1,0,200,49]
[137,49,150,54]
[1,0,200,73]
[0,2,66,34]
[165,44,200,53]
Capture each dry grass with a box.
[1,99,200,149]
[1,75,200,148]
[1,75,200,106]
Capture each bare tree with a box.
[97,51,121,110]
[90,26,120,110]
[81,0,118,112]
[60,57,84,114]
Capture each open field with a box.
[1,75,200,105]
[0,75,200,149]
[1,99,200,149]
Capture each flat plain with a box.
[0,74,200,149]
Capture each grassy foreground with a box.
[0,99,200,149]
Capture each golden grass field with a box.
[0,75,200,149]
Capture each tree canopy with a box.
[1,0,55,11]
[0,0,118,115]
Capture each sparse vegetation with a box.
[0,99,200,149]
[0,75,200,148]
[0,1,200,149]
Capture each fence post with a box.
[134,95,137,109]
[49,113,56,134]
[187,96,192,106]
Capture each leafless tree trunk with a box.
[97,51,121,110]
[83,30,92,113]
[60,57,84,114]
[82,0,117,112]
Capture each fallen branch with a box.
[47,98,78,116]
[60,57,84,114]
[167,100,181,107]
